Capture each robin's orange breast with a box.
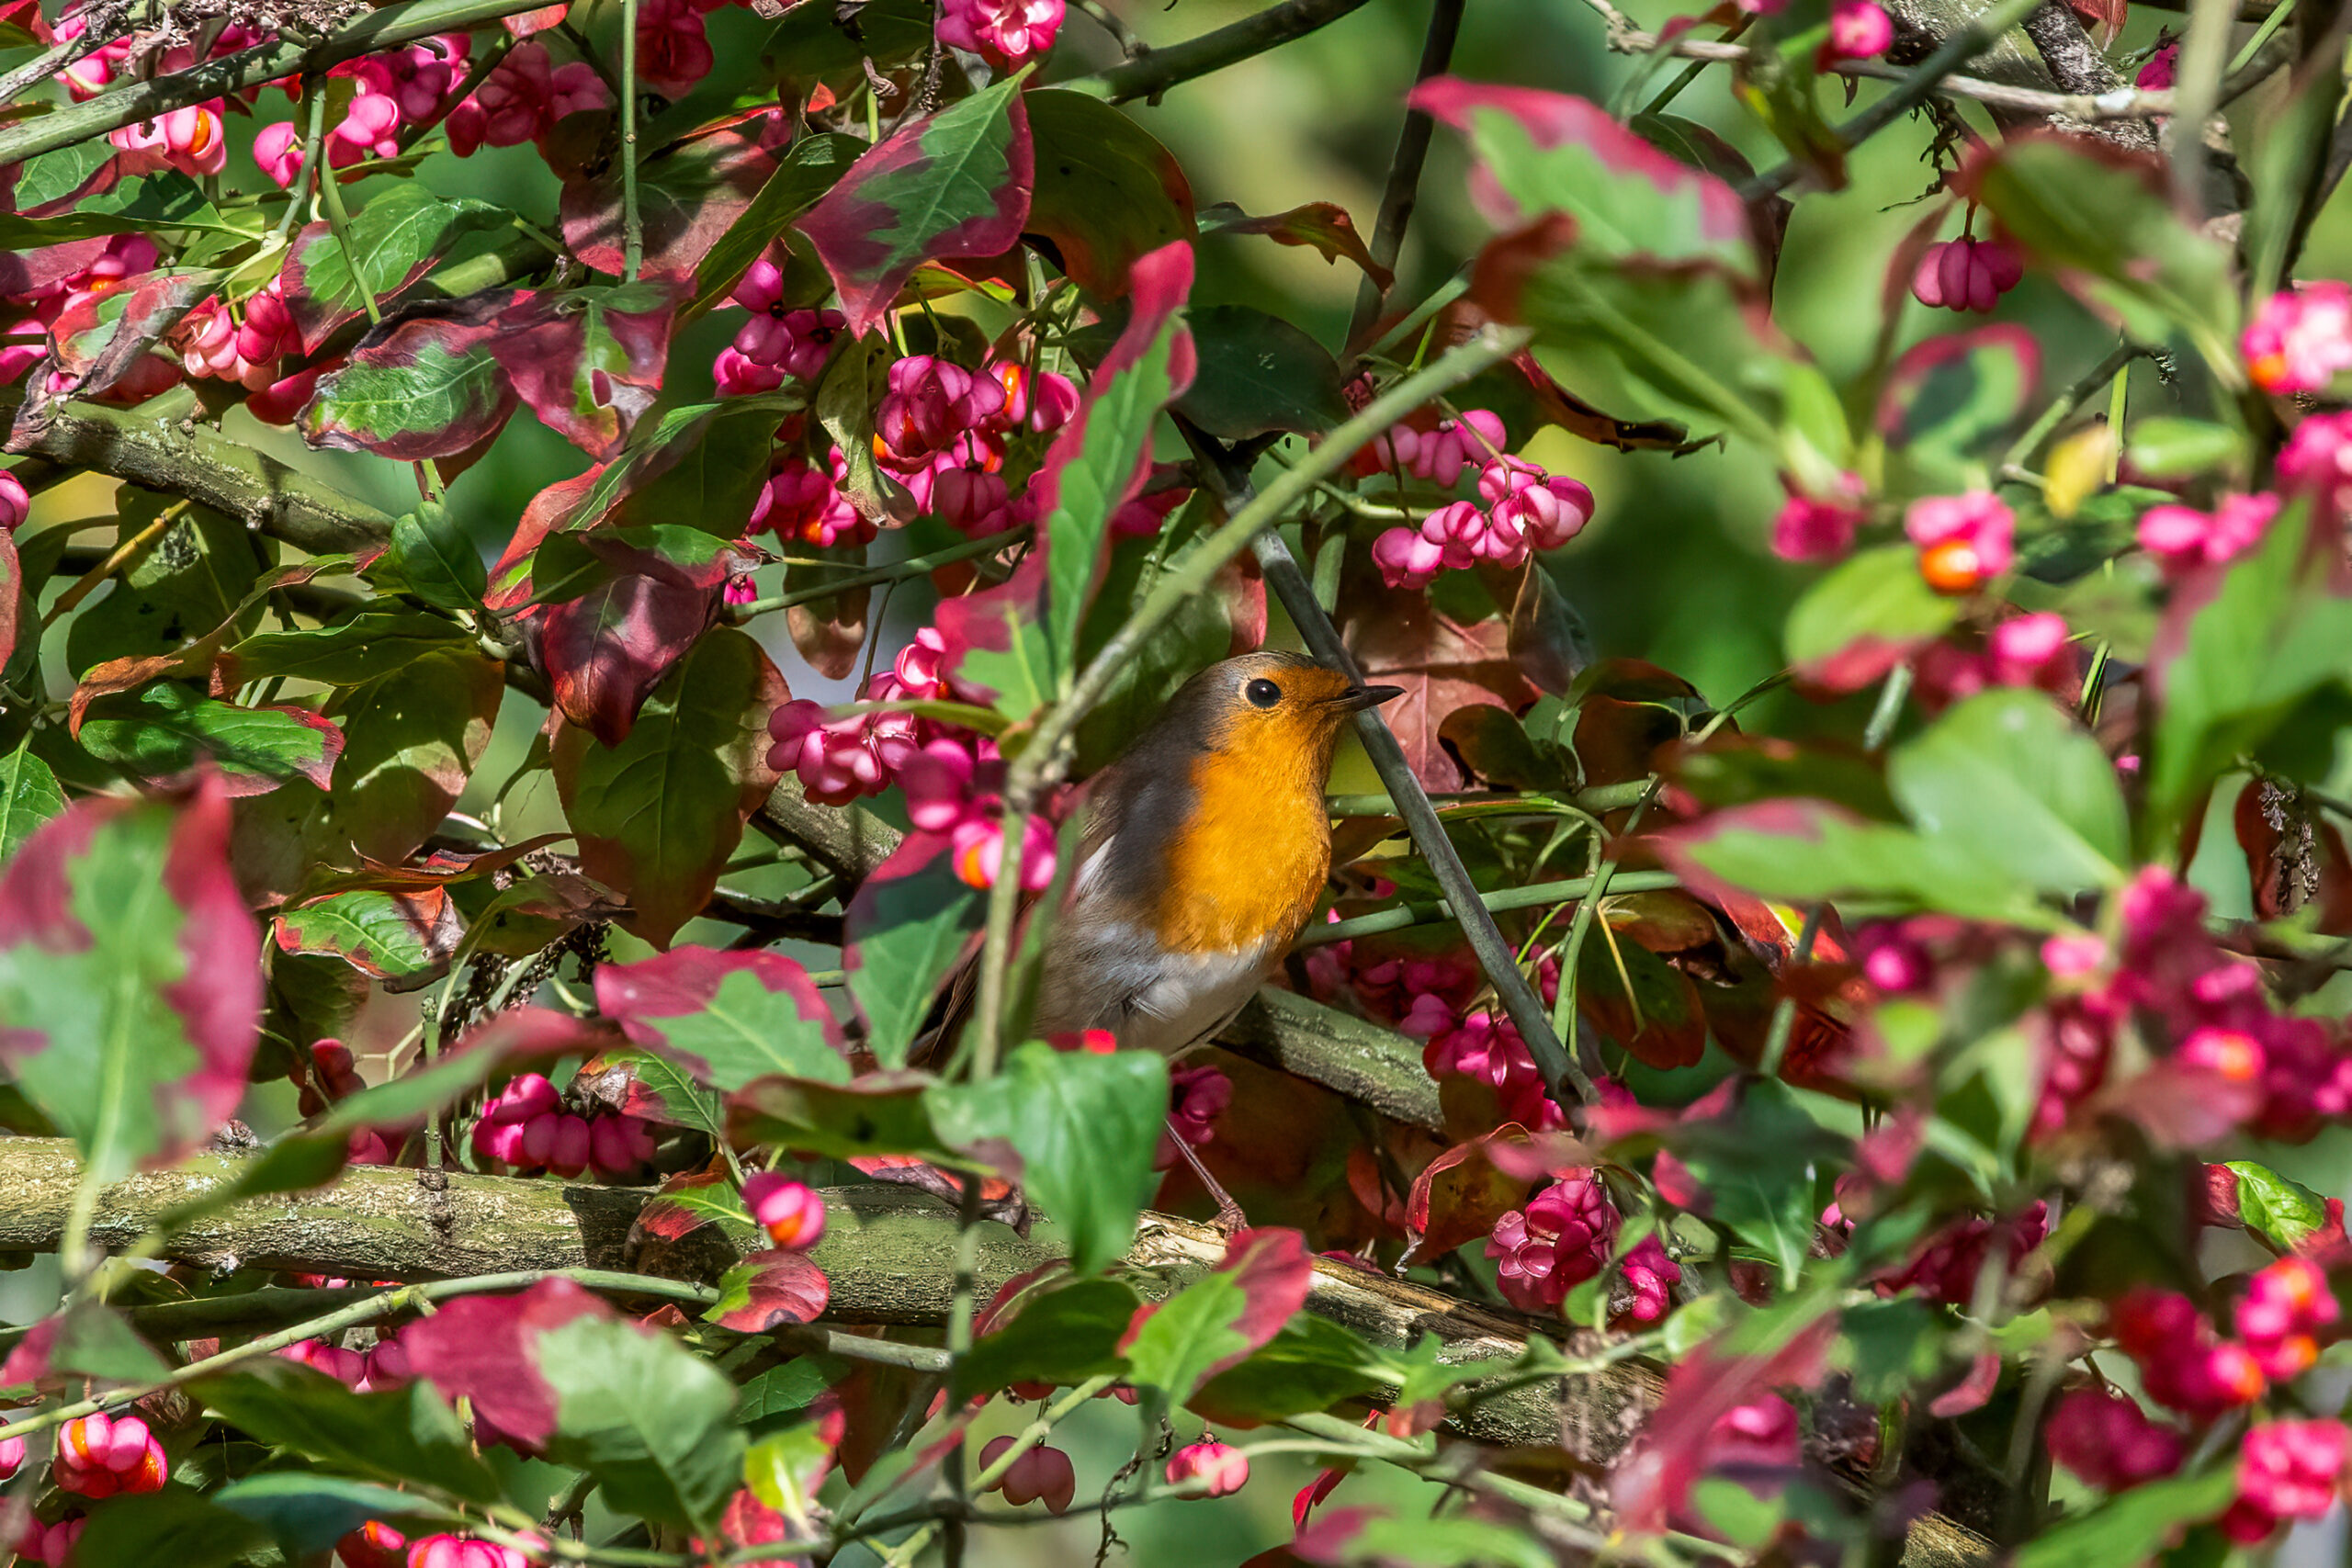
[1147,721,1334,955]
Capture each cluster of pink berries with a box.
[1165,1438,1250,1497]
[53,1410,168,1498]
[1358,417,1597,591]
[1871,1201,2049,1305]
[369,1532,543,1568]
[1907,612,2080,715]
[446,39,612,157]
[1910,236,2024,314]
[254,37,477,186]
[2223,1420,2350,1542]
[0,472,28,534]
[765,627,943,804]
[2276,407,2352,518]
[1485,1168,1614,1313]
[469,1073,660,1179]
[899,736,1060,891]
[1299,923,1482,1025]
[979,1436,1077,1512]
[2137,491,2280,576]
[3,1515,83,1567]
[2110,1286,2270,1422]
[715,268,846,397]
[2243,279,2352,395]
[1905,489,2014,593]
[742,1170,828,1249]
[57,9,267,177]
[277,1327,414,1392]
[1407,1001,1566,1133]
[1819,0,1894,65]
[938,0,1065,66]
[2046,1384,2185,1491]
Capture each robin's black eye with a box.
[1245,677,1282,709]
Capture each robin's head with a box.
[1170,651,1402,784]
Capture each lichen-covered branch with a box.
[1057,0,1376,105]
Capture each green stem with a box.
[270,78,331,244]
[2167,0,2237,214]
[730,528,1026,622]
[314,126,380,328]
[1298,871,1682,948]
[619,0,644,282]
[1862,661,1913,750]
[2000,341,2140,476]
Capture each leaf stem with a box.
[270,75,331,245]
[729,528,1027,621]
[314,127,381,328]
[1999,340,2141,474]
[619,0,644,282]
[1299,869,1683,948]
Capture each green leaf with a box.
[1876,325,2039,492]
[226,607,470,687]
[194,1362,506,1506]
[2126,417,2246,479]
[383,498,490,612]
[955,1276,1143,1400]
[1121,1268,1252,1404]
[67,499,266,677]
[606,1043,728,1138]
[1664,798,2046,926]
[2146,497,2352,846]
[744,1426,833,1529]
[280,183,512,350]
[1837,1298,1944,1404]
[1784,545,1959,677]
[2014,1466,2239,1568]
[0,173,237,247]
[300,304,518,462]
[842,846,982,1069]
[651,967,852,1090]
[71,1487,273,1565]
[552,626,780,946]
[1023,89,1195,299]
[2222,1160,2330,1254]
[1314,1512,1554,1568]
[1174,304,1348,439]
[1887,689,2129,897]
[43,1297,174,1383]
[690,131,866,314]
[1973,139,2239,373]
[1189,1314,1391,1425]
[738,1353,851,1435]
[928,1041,1168,1274]
[6,138,112,210]
[0,743,65,864]
[79,682,342,792]
[729,1074,970,1165]
[535,1314,745,1531]
[272,889,447,980]
[213,1472,438,1553]
[1673,1078,1842,1289]
[325,649,503,864]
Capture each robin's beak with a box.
[1329,683,1405,713]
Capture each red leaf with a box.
[561,126,778,281]
[48,267,217,400]
[1928,1351,2000,1417]
[628,1166,729,1245]
[710,1248,831,1330]
[537,575,720,748]
[486,282,686,461]
[1200,201,1390,290]
[1340,572,1537,791]
[1399,1125,1535,1269]
[401,1277,610,1450]
[489,466,607,610]
[1611,1314,1837,1532]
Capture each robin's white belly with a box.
[1035,917,1277,1056]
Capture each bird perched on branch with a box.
[1033,649,1401,1057]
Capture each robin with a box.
[1032,649,1402,1056]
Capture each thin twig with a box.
[0,8,130,106]
[729,528,1027,621]
[1999,340,2142,474]
[42,499,186,628]
[1297,871,1683,948]
[1341,0,1464,356]
[1740,0,2051,198]
[1057,0,1377,104]
[619,0,644,282]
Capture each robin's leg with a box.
[1168,1121,1249,1236]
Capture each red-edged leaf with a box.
[551,626,785,945]
[796,74,1034,334]
[76,684,345,796]
[561,125,779,280]
[299,294,520,462]
[1410,78,1751,269]
[537,576,720,748]
[278,184,511,354]
[1399,1125,1536,1269]
[48,266,220,398]
[402,1276,611,1450]
[1023,89,1195,299]
[1928,1350,2001,1417]
[707,1249,831,1331]
[0,772,260,1182]
[488,465,606,610]
[1117,1227,1313,1397]
[594,945,848,1089]
[783,541,868,682]
[1199,201,1389,290]
[271,886,462,984]
[487,281,685,460]
[628,1167,741,1247]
